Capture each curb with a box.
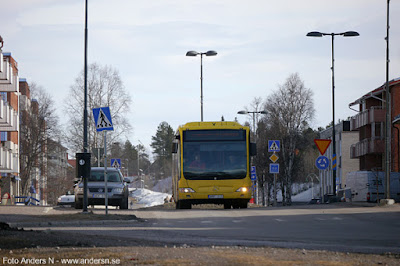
[8,219,139,228]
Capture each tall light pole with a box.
[238,110,267,205]
[384,0,392,203]
[307,30,359,196]
[186,50,217,122]
[237,110,267,140]
[82,0,90,213]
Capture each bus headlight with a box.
[236,187,248,193]
[179,188,195,193]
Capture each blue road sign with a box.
[269,163,279,174]
[93,107,114,132]
[250,166,257,180]
[111,158,121,169]
[268,140,280,152]
[315,156,329,170]
[251,166,256,174]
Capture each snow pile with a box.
[276,184,321,202]
[130,188,171,207]
[152,176,172,194]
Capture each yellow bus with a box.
[172,121,256,209]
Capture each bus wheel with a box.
[224,203,231,209]
[239,200,248,209]
[176,201,191,209]
[182,201,192,209]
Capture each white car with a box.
[57,194,75,207]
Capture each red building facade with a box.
[349,78,400,172]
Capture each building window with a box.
[0,92,7,102]
[0,132,7,141]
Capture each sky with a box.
[1,0,400,154]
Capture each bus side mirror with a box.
[172,142,178,154]
[250,143,257,156]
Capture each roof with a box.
[349,77,400,107]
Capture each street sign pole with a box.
[273,173,277,207]
[93,106,114,216]
[268,141,280,207]
[319,170,324,203]
[104,131,108,215]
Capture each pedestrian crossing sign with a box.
[268,140,280,152]
[93,107,114,132]
[111,158,121,169]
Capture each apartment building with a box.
[349,77,400,172]
[0,40,48,204]
[47,139,74,205]
[319,121,359,194]
[0,47,20,199]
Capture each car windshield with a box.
[88,170,122,182]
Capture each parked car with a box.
[57,194,75,207]
[74,167,130,209]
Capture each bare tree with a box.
[264,73,315,205]
[20,83,60,196]
[64,63,132,154]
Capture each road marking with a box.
[275,218,285,222]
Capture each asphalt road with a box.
[2,203,400,254]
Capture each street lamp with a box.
[186,50,218,122]
[82,0,90,213]
[238,110,267,205]
[307,30,359,196]
[237,110,267,139]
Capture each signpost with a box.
[250,166,257,204]
[111,158,121,169]
[251,166,257,182]
[314,139,331,155]
[269,163,280,174]
[314,139,332,201]
[93,107,114,215]
[315,156,329,170]
[268,140,281,152]
[268,140,280,207]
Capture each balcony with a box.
[0,141,18,173]
[350,106,385,130]
[350,137,384,158]
[0,99,18,131]
[0,53,19,92]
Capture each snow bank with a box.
[130,188,171,207]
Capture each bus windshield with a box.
[182,130,247,180]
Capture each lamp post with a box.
[237,110,267,140]
[82,0,89,213]
[238,110,267,205]
[186,50,217,122]
[307,30,359,196]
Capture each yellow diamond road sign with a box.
[269,153,279,163]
